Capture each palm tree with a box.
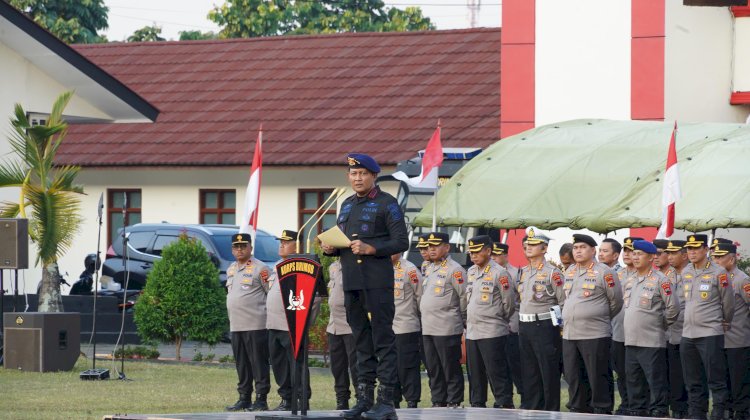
[0,91,84,312]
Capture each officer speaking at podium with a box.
[322,153,409,420]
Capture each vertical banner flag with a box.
[276,257,322,360]
[392,122,444,189]
[240,126,263,236]
[656,122,681,239]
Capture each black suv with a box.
[102,223,280,290]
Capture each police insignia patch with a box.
[552,272,563,286]
[260,270,269,282]
[744,283,750,298]
[661,282,672,296]
[453,271,464,284]
[499,276,510,290]
[719,273,729,288]
[605,273,615,288]
[408,270,419,284]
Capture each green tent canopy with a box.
[413,119,750,233]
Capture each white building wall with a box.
[664,2,748,123]
[535,0,632,126]
[734,18,750,94]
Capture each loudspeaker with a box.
[3,312,80,372]
[0,219,28,269]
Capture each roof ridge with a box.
[74,27,501,49]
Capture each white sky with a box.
[102,0,502,42]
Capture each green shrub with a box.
[134,233,228,360]
[114,345,160,359]
[218,355,235,363]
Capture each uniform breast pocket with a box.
[432,284,446,297]
[638,290,654,309]
[394,282,405,300]
[477,292,492,305]
[337,211,351,225]
[698,282,712,300]
[356,213,375,235]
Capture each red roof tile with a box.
[60,28,501,167]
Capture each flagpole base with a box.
[256,414,342,420]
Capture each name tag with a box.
[699,284,710,291]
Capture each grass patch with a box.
[0,357,599,419]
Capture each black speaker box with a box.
[0,218,28,269]
[3,312,80,372]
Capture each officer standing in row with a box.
[327,257,359,410]
[517,228,566,411]
[322,154,409,420]
[420,232,467,408]
[654,239,672,275]
[665,239,689,418]
[681,234,734,420]
[623,240,680,418]
[417,235,430,276]
[225,233,273,412]
[391,252,423,409]
[465,235,516,408]
[562,234,623,414]
[491,242,525,407]
[711,241,750,420]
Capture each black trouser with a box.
[611,340,629,412]
[667,342,689,414]
[563,337,613,413]
[519,320,561,411]
[505,332,525,407]
[344,287,398,387]
[328,333,358,401]
[423,334,464,404]
[394,331,422,404]
[625,346,669,415]
[681,335,730,415]
[466,335,514,407]
[231,330,271,397]
[726,347,750,415]
[268,329,310,401]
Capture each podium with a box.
[256,255,338,420]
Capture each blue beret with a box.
[632,240,657,254]
[347,153,381,173]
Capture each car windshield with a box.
[213,234,280,263]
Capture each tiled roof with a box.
[60,28,501,167]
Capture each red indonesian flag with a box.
[240,127,262,236]
[656,122,681,239]
[392,123,444,190]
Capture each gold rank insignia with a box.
[394,290,401,297]
[348,156,359,166]
[434,287,442,293]
[528,228,535,238]
[236,235,242,241]
[481,293,489,301]
[625,238,632,245]
[689,236,695,242]
[700,291,708,299]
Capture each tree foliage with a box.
[127,25,166,42]
[179,30,219,41]
[208,0,434,38]
[9,0,109,44]
[0,91,84,312]
[134,234,228,360]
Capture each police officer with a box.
[665,239,690,419]
[517,228,566,411]
[266,230,320,411]
[417,234,430,276]
[491,242,524,407]
[654,239,672,275]
[225,233,272,412]
[327,258,358,410]
[711,242,750,420]
[465,236,515,408]
[614,236,642,415]
[391,252,423,409]
[681,234,734,420]
[562,234,623,414]
[420,232,467,408]
[624,240,680,417]
[321,154,408,420]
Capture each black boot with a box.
[651,409,670,418]
[362,386,397,420]
[225,394,251,411]
[248,393,268,411]
[710,409,730,420]
[673,411,688,419]
[406,401,418,409]
[336,397,350,410]
[272,399,291,411]
[687,410,708,420]
[343,383,375,419]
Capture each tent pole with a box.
[431,187,437,231]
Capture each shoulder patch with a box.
[260,269,269,283]
[453,271,464,284]
[744,283,750,298]
[387,202,403,222]
[719,273,729,288]
[408,269,419,284]
[661,282,672,296]
[605,273,615,288]
[552,272,563,286]
[499,276,510,290]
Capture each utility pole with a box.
[467,0,481,28]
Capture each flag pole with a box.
[431,120,442,231]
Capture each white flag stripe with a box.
[662,164,681,206]
[239,169,260,234]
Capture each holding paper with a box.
[317,226,352,249]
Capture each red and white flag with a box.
[392,123,443,189]
[240,127,263,236]
[656,122,681,239]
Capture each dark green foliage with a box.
[114,345,160,359]
[127,25,165,42]
[134,233,228,360]
[9,0,109,44]
[179,30,219,41]
[208,0,434,38]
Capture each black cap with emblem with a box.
[279,230,298,241]
[232,233,252,245]
[572,234,597,247]
[467,235,492,253]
